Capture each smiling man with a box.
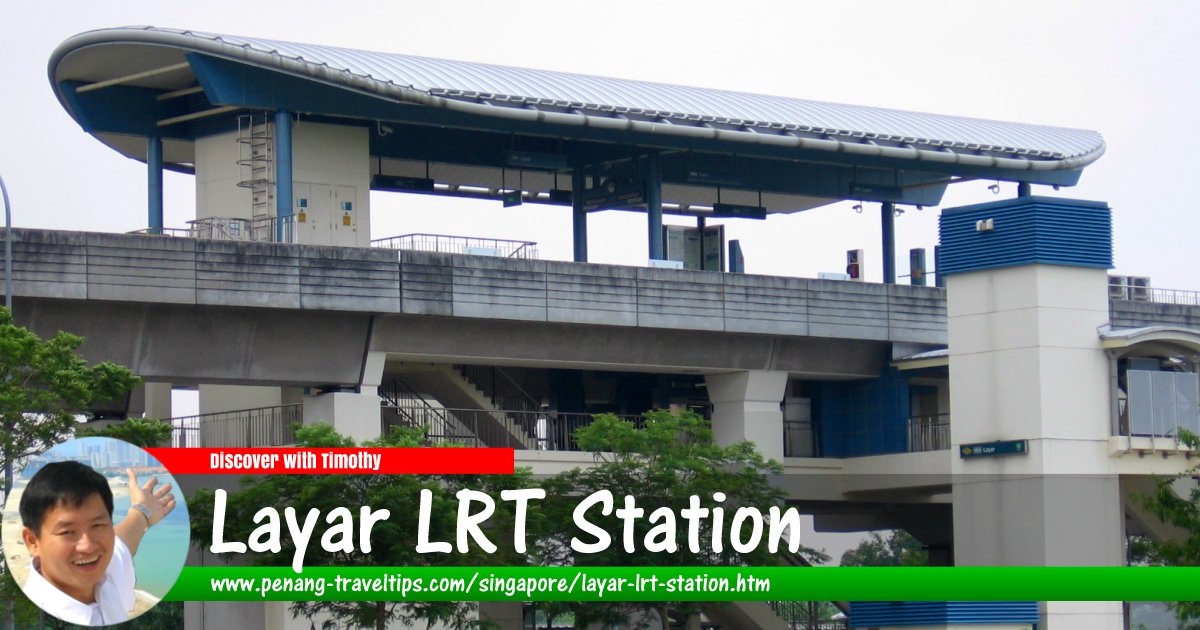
[18,460,175,625]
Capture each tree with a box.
[0,306,141,495]
[1140,430,1200,630]
[839,530,928,567]
[0,307,143,629]
[533,410,828,630]
[189,423,534,630]
[78,416,173,448]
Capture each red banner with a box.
[145,448,514,475]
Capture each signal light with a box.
[910,248,927,286]
[846,249,863,281]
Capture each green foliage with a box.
[0,561,43,628]
[1140,429,1200,629]
[535,410,828,629]
[839,530,928,567]
[0,306,141,494]
[190,423,528,630]
[78,416,173,448]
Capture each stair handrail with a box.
[457,365,541,415]
[774,532,850,619]
[381,378,444,430]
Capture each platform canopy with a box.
[50,26,1105,215]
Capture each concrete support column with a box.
[705,370,788,461]
[646,154,663,260]
[302,352,385,444]
[302,391,381,443]
[274,109,293,243]
[939,197,1120,630]
[881,202,896,284]
[199,385,281,415]
[478,601,524,629]
[948,264,1121,630]
[147,136,163,234]
[571,167,588,262]
[143,382,172,420]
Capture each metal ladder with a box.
[236,114,273,220]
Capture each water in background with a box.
[113,484,189,598]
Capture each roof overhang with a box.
[49,27,1107,214]
[892,348,949,371]
[1101,326,1200,356]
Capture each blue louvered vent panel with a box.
[850,601,1039,627]
[938,196,1111,276]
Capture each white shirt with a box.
[22,537,136,626]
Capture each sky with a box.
[2,0,1199,289]
[3,1,1195,566]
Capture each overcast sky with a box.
[2,1,1198,289]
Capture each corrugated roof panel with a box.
[51,27,1104,168]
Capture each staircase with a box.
[701,537,849,630]
[383,365,540,449]
[1123,476,1198,545]
[380,379,481,445]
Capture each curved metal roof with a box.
[51,26,1105,173]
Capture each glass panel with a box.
[1152,372,1175,437]
[1172,372,1200,436]
[1128,370,1154,436]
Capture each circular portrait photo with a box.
[2,437,189,626]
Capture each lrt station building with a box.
[6,26,1198,630]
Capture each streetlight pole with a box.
[1,173,10,311]
[0,174,9,630]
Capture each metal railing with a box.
[168,404,302,448]
[812,415,952,457]
[458,365,541,415]
[189,216,294,243]
[381,404,642,450]
[765,602,849,630]
[170,415,200,448]
[371,233,538,259]
[907,414,951,453]
[784,420,820,457]
[126,227,193,238]
[1111,285,1200,306]
[128,215,295,244]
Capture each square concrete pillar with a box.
[302,391,381,444]
[705,370,788,461]
[143,382,173,419]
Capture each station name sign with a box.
[959,439,1028,459]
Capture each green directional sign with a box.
[502,190,523,207]
[960,439,1028,459]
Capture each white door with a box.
[293,182,331,245]
[332,185,358,247]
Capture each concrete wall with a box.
[195,129,254,221]
[1109,298,1200,329]
[199,384,282,415]
[290,122,371,247]
[193,121,371,248]
[947,264,1122,630]
[3,228,947,344]
[398,249,947,342]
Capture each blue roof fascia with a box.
[188,53,394,118]
[365,121,951,206]
[58,81,183,138]
[184,53,1077,192]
